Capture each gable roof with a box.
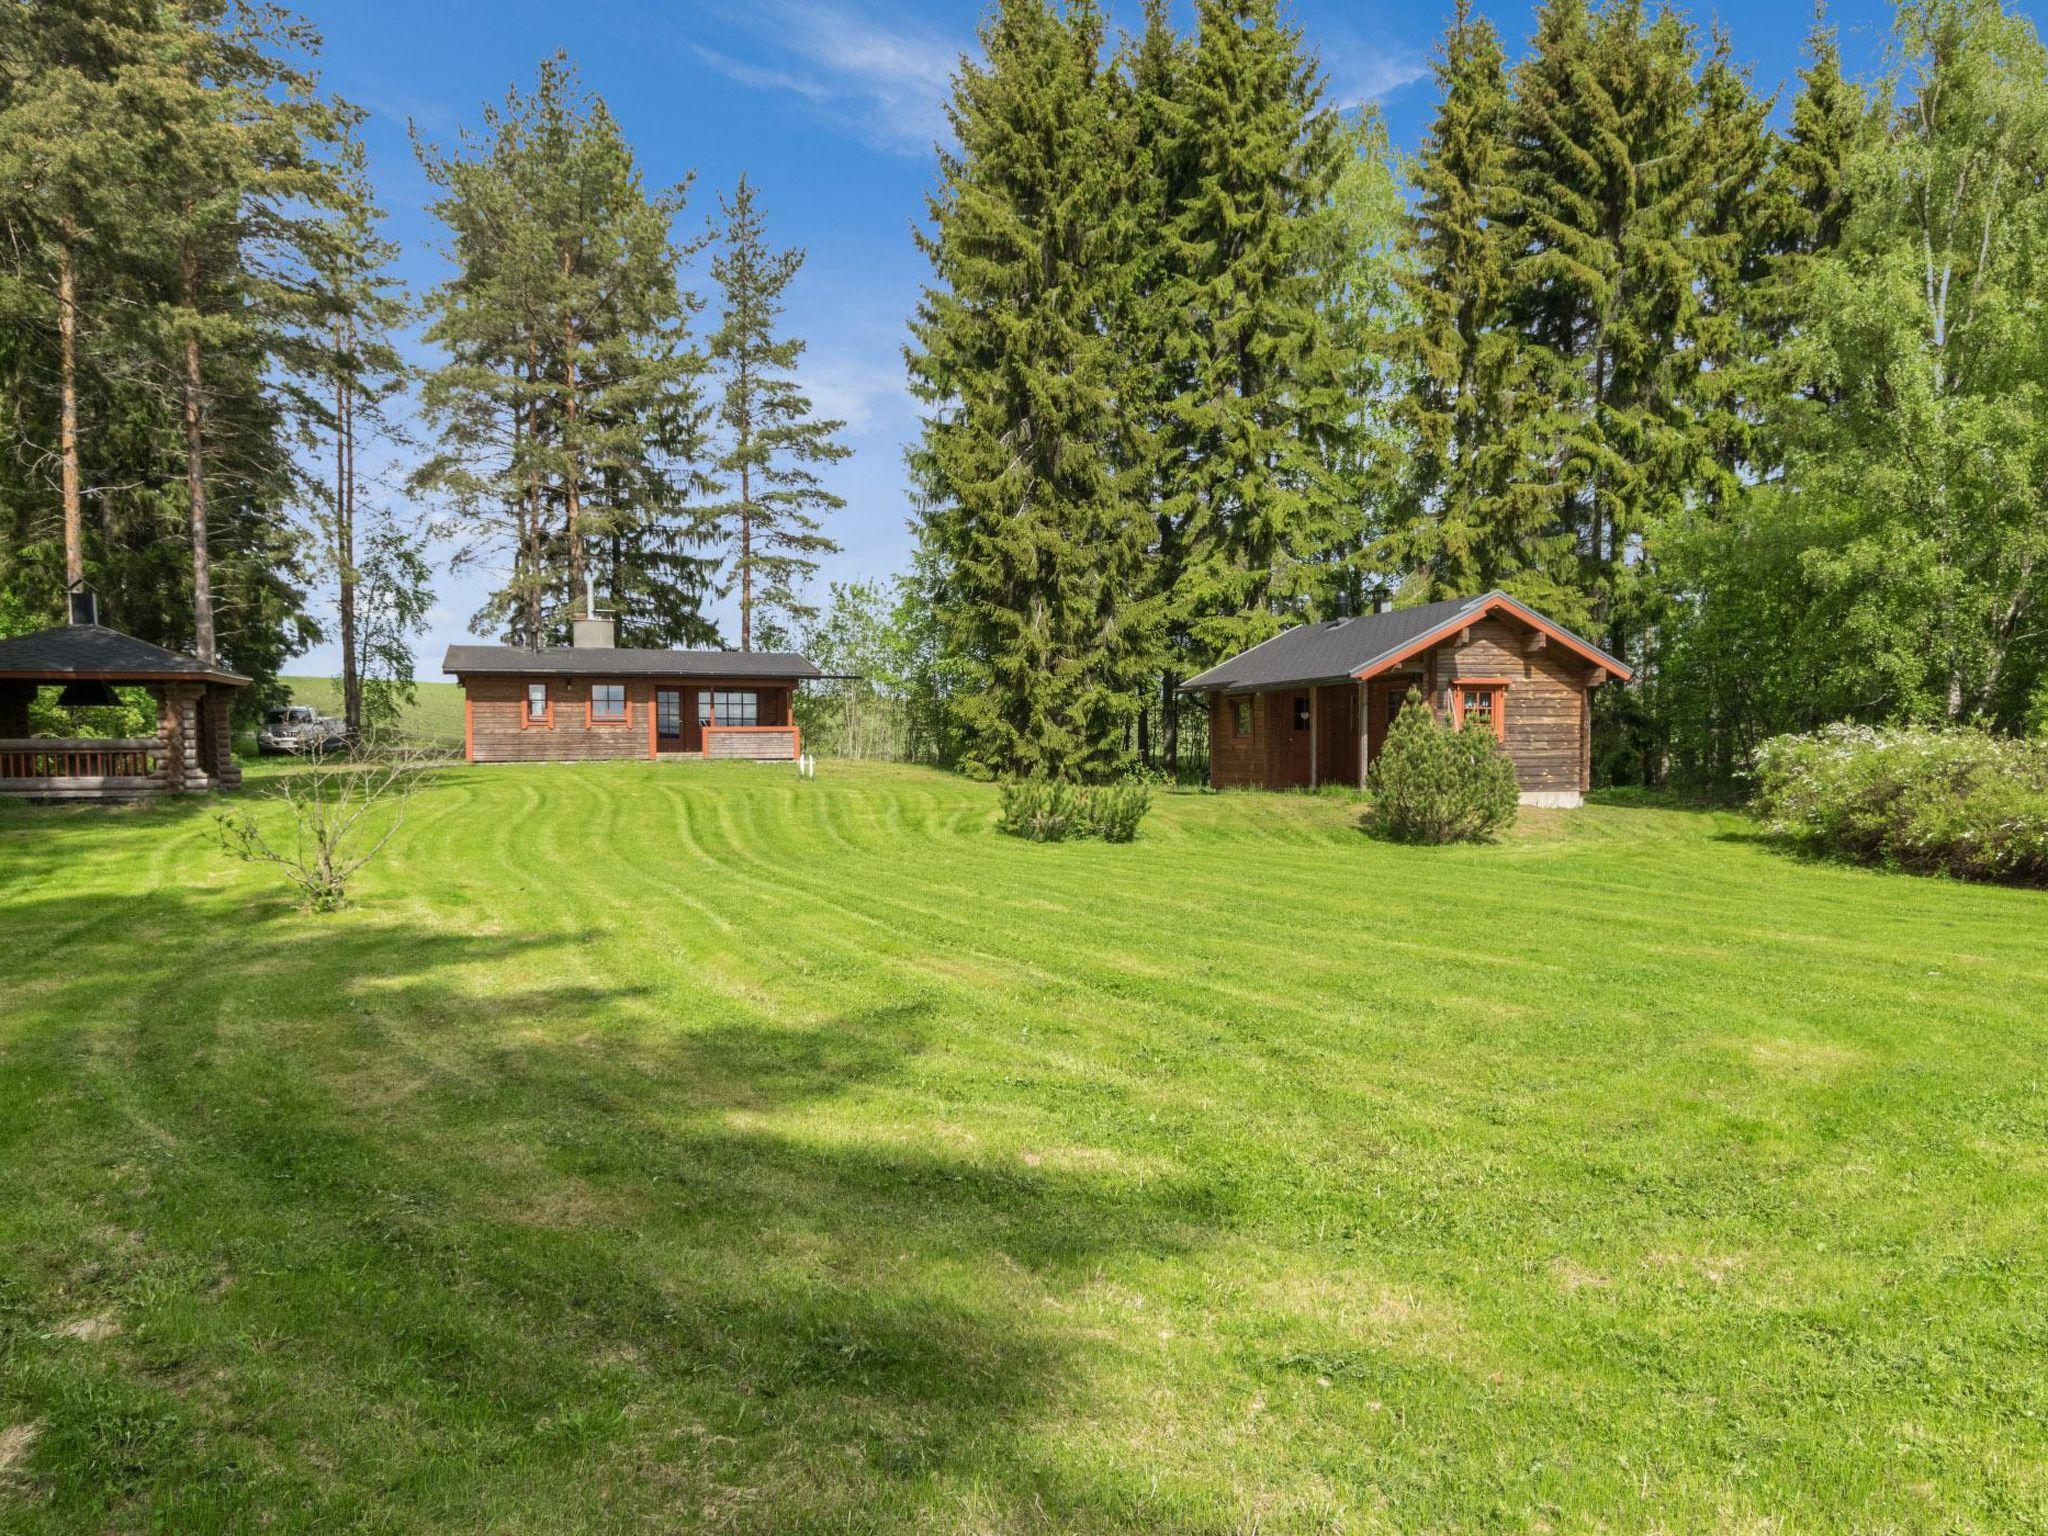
[443,644,821,681]
[0,623,249,685]
[1179,592,1631,693]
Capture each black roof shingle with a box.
[1179,592,1629,692]
[0,623,248,683]
[443,644,821,681]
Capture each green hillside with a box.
[280,675,467,745]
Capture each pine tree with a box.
[306,119,414,735]
[140,1,341,667]
[908,0,1152,779]
[416,56,713,647]
[703,174,848,651]
[0,0,324,689]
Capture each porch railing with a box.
[701,725,802,761]
[0,737,164,792]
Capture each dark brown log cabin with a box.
[1183,592,1631,807]
[445,613,820,765]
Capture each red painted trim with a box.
[1351,596,1632,683]
[464,698,475,762]
[647,694,657,759]
[1449,681,1508,742]
[520,681,554,729]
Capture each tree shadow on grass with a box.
[0,887,1211,1533]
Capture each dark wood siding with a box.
[1201,612,1595,794]
[462,676,799,765]
[1434,616,1590,793]
[1210,692,1268,788]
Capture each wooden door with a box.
[1278,692,1313,787]
[655,688,688,752]
[1367,680,1415,767]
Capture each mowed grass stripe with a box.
[1,759,2044,1533]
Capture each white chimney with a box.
[572,575,615,649]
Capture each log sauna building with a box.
[1182,591,1632,808]
[446,601,820,765]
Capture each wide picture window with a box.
[708,690,759,727]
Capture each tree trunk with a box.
[740,461,753,652]
[523,339,543,646]
[1161,670,1180,775]
[57,241,82,591]
[335,327,360,735]
[180,239,216,666]
[561,267,583,608]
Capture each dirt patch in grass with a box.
[51,1312,120,1343]
[0,1422,39,1475]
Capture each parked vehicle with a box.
[258,706,349,756]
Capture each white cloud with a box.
[694,1,962,155]
[797,347,916,437]
[1322,42,1432,109]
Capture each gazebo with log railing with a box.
[0,596,248,801]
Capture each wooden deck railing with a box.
[701,724,802,761]
[0,737,165,795]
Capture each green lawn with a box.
[2,762,2044,1533]
[279,675,468,744]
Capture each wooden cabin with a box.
[0,602,248,801]
[445,610,819,765]
[1182,592,1632,807]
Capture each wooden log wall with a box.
[1434,616,1592,793]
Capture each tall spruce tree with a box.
[908,0,1152,779]
[1385,0,1575,611]
[703,174,848,651]
[1507,0,1709,647]
[1687,30,1778,508]
[1108,0,1190,765]
[1147,0,1351,770]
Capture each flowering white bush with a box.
[1750,725,2048,884]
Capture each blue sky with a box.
[298,0,1943,675]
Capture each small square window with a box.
[590,683,627,722]
[1455,685,1504,738]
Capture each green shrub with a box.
[1750,725,2048,884]
[1367,692,1519,844]
[1082,781,1150,843]
[997,778,1152,843]
[997,778,1079,841]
